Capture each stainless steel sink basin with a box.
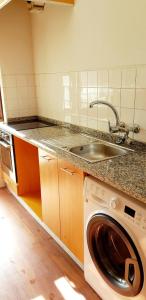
[69,142,133,163]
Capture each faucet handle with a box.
[129,124,140,133]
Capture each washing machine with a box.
[84,176,146,300]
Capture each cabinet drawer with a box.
[58,159,83,176]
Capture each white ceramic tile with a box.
[97,119,109,132]
[88,87,98,101]
[134,109,146,129]
[121,108,134,124]
[27,74,35,87]
[78,72,88,87]
[16,75,27,87]
[97,104,119,124]
[7,108,19,118]
[34,74,41,87]
[109,70,121,88]
[71,114,79,125]
[121,89,135,108]
[79,115,88,127]
[88,71,97,87]
[122,69,136,88]
[5,87,17,100]
[109,89,121,107]
[6,98,18,111]
[62,73,71,87]
[98,70,108,87]
[97,105,109,121]
[39,74,50,87]
[2,75,17,88]
[98,88,109,101]
[79,88,88,110]
[107,106,121,123]
[27,87,36,99]
[64,114,72,123]
[136,66,146,88]
[87,104,97,118]
[16,87,28,100]
[135,89,146,110]
[134,129,146,143]
[70,72,78,88]
[87,117,98,130]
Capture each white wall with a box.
[0,0,33,74]
[31,0,146,142]
[0,0,37,118]
[31,0,146,73]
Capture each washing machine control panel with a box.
[84,176,146,231]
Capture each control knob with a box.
[109,198,120,209]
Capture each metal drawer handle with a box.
[40,155,55,161]
[60,167,75,176]
[0,140,10,149]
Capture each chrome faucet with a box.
[89,100,140,144]
[89,100,120,133]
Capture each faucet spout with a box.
[89,100,120,128]
[89,99,140,144]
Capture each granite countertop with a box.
[0,122,146,204]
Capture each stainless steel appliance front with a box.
[0,129,16,182]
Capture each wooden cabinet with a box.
[14,136,40,196]
[58,159,84,263]
[14,137,42,218]
[39,149,60,238]
[39,149,84,262]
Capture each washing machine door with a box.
[87,213,144,297]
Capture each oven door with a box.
[0,139,16,182]
[87,213,144,297]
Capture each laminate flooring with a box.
[0,188,100,300]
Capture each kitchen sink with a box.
[69,142,133,163]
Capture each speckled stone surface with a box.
[1,121,146,204]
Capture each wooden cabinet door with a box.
[39,149,60,238]
[58,159,84,263]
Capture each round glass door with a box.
[87,214,144,297]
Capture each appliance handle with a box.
[125,258,140,289]
[0,140,11,149]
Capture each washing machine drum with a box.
[87,213,144,297]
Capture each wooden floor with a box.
[0,188,100,300]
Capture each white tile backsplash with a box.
[2,66,146,143]
[121,89,135,108]
[120,108,134,125]
[78,71,88,87]
[109,70,121,88]
[135,89,146,110]
[87,71,97,87]
[1,73,37,119]
[2,75,17,88]
[122,69,136,88]
[136,66,146,88]
[109,89,121,107]
[98,70,108,88]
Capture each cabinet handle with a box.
[60,167,75,176]
[0,140,11,149]
[41,155,55,161]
